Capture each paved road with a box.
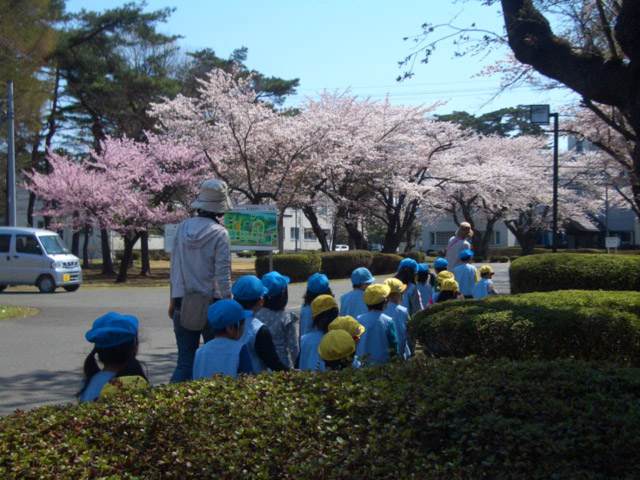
[0,263,510,416]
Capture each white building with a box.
[420,214,516,253]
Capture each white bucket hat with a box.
[191,179,234,213]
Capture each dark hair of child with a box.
[302,288,334,307]
[417,270,430,285]
[367,301,386,311]
[436,290,458,303]
[236,297,261,310]
[312,307,339,333]
[213,318,246,337]
[263,287,289,311]
[77,338,147,398]
[324,358,350,370]
[395,266,416,286]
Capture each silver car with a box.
[0,227,82,293]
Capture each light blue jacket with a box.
[473,278,493,299]
[193,337,251,379]
[299,331,326,372]
[78,370,116,402]
[299,304,313,337]
[240,316,266,373]
[384,302,412,359]
[454,263,478,296]
[340,289,368,318]
[355,310,398,366]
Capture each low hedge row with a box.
[255,254,322,282]
[398,251,428,263]
[510,253,640,293]
[255,251,406,281]
[488,247,606,257]
[1,358,639,478]
[409,290,640,365]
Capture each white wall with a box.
[421,214,517,252]
[281,207,333,252]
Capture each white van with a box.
[0,227,82,293]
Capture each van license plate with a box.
[63,274,70,282]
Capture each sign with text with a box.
[225,205,278,251]
[164,224,178,253]
[605,236,620,249]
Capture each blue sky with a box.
[66,0,577,115]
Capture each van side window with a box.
[0,234,10,253]
[16,235,42,255]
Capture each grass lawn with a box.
[82,258,257,287]
[0,305,39,320]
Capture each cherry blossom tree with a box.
[25,134,207,282]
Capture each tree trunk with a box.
[82,225,90,268]
[116,232,141,283]
[27,191,36,228]
[302,205,330,252]
[344,219,367,250]
[139,230,151,276]
[100,227,115,275]
[404,224,414,252]
[71,231,80,257]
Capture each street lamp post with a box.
[1,81,17,227]
[530,105,559,253]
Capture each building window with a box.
[304,228,317,241]
[493,231,501,245]
[434,231,455,245]
[290,227,299,240]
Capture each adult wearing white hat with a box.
[168,178,234,382]
[445,222,473,270]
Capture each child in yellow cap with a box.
[318,330,357,371]
[383,278,412,359]
[473,265,498,299]
[297,295,339,372]
[355,284,398,366]
[328,315,366,368]
[427,271,455,307]
[435,278,463,304]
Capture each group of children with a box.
[78,252,497,401]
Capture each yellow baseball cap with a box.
[480,265,495,275]
[328,315,365,337]
[384,278,406,294]
[311,294,338,317]
[363,284,391,305]
[440,278,459,292]
[318,330,356,361]
[437,271,454,283]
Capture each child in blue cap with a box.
[453,249,479,299]
[192,299,254,379]
[340,267,375,318]
[300,273,333,337]
[232,275,289,373]
[255,271,299,368]
[416,263,434,308]
[78,312,148,402]
[395,258,424,315]
[356,284,398,366]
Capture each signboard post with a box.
[605,236,620,254]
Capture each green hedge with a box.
[409,290,640,365]
[318,250,373,279]
[398,251,428,263]
[255,253,322,282]
[1,359,639,478]
[370,253,403,275]
[488,247,607,257]
[510,253,640,293]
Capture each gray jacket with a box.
[170,216,231,299]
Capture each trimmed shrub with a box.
[370,253,403,275]
[510,253,640,293]
[236,251,255,258]
[489,255,510,263]
[255,253,321,282]
[399,251,428,263]
[409,290,640,365]
[488,246,549,257]
[1,359,640,478]
[319,250,373,279]
[509,255,521,262]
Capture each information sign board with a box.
[225,205,278,251]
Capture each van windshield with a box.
[39,235,70,255]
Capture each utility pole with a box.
[1,82,17,226]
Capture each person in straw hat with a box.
[168,178,234,383]
[445,222,474,269]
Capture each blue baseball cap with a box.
[433,258,448,269]
[307,273,330,294]
[232,275,268,300]
[459,249,474,260]
[262,271,291,297]
[398,258,418,273]
[351,267,375,286]
[417,263,429,273]
[86,312,139,348]
[208,299,253,329]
